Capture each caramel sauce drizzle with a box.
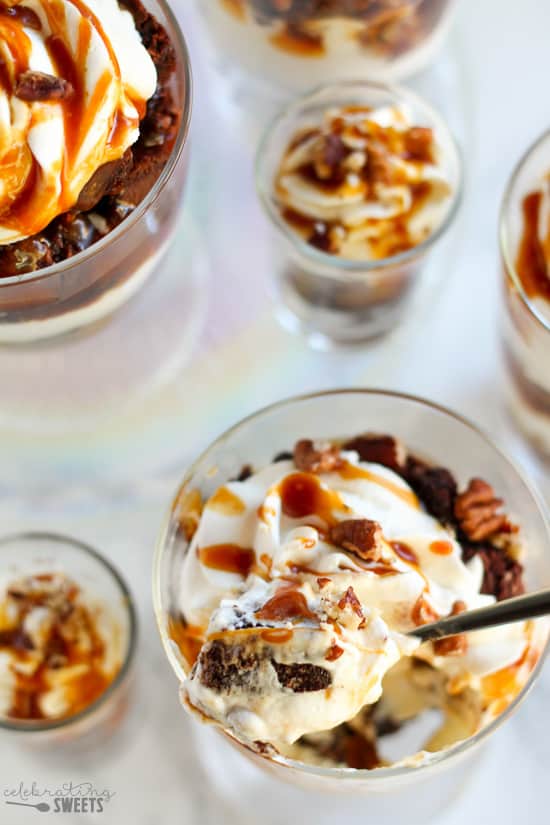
[516,190,550,303]
[198,544,256,578]
[429,540,454,556]
[279,472,348,528]
[0,0,143,238]
[206,486,246,517]
[168,615,204,669]
[256,583,317,623]
[0,579,113,722]
[338,462,420,509]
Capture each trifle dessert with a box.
[163,431,546,769]
[0,533,136,743]
[197,1,456,99]
[0,0,191,343]
[256,82,461,346]
[500,131,550,457]
[0,573,123,722]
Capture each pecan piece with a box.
[338,586,366,628]
[293,439,344,474]
[433,601,468,657]
[330,518,383,562]
[404,126,434,163]
[15,71,73,102]
[455,479,510,542]
[344,433,406,473]
[312,133,347,181]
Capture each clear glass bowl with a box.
[0,532,137,748]
[256,83,462,348]
[194,0,457,106]
[153,389,550,824]
[0,0,192,345]
[500,129,550,459]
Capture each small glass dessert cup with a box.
[153,390,550,825]
[256,82,462,348]
[195,1,457,110]
[0,532,137,748]
[500,129,550,460]
[0,0,192,345]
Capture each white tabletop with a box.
[1,1,550,822]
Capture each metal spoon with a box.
[409,589,550,642]
[5,802,50,812]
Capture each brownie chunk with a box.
[271,660,332,693]
[343,434,406,473]
[461,542,525,602]
[198,641,260,692]
[405,456,458,524]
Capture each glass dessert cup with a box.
[0,532,137,749]
[256,82,462,348]
[500,129,550,460]
[153,390,550,824]
[194,0,457,111]
[0,0,192,345]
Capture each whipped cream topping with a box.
[0,0,157,245]
[274,103,453,261]
[176,451,542,754]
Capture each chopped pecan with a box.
[293,439,344,474]
[15,70,73,102]
[433,600,468,656]
[366,143,393,184]
[325,643,344,661]
[455,479,510,542]
[404,127,434,163]
[312,133,347,181]
[411,595,439,627]
[343,433,406,473]
[338,586,366,628]
[405,457,458,524]
[330,518,383,562]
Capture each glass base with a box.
[188,723,483,825]
[0,210,209,483]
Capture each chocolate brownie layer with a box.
[0,0,181,278]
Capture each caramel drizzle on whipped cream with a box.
[0,0,156,244]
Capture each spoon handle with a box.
[410,589,550,642]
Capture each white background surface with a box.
[1,0,550,823]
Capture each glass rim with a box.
[255,80,464,275]
[499,126,550,334]
[153,387,550,782]
[0,0,193,289]
[0,531,138,733]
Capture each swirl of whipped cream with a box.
[275,102,453,260]
[0,0,157,245]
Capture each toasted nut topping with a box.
[338,586,366,628]
[330,518,383,562]
[293,439,344,474]
[15,70,73,102]
[455,479,510,542]
[312,133,347,181]
[433,633,468,657]
[432,599,468,656]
